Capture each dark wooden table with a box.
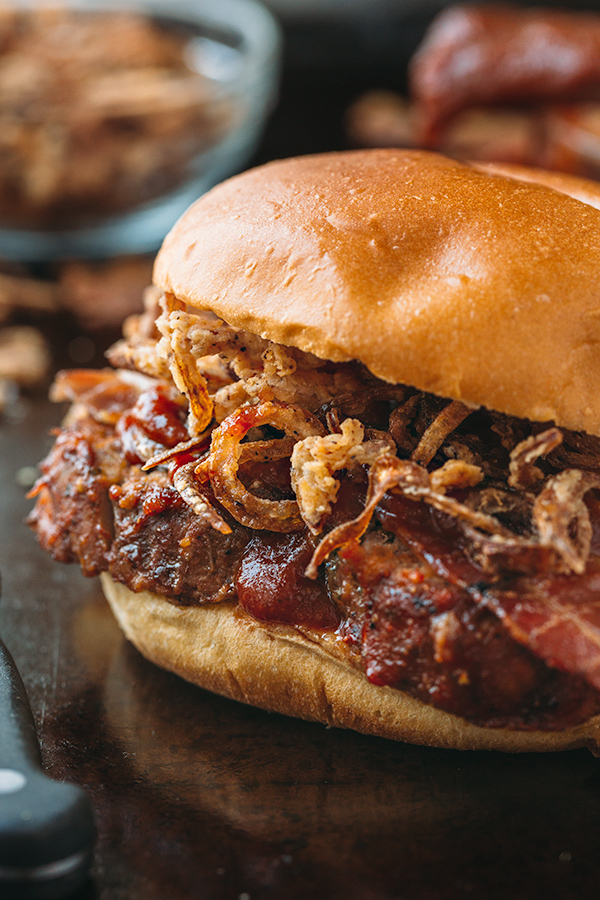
[3,28,600,899]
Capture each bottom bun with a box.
[101,573,600,753]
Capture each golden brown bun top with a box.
[154,149,600,436]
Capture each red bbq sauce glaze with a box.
[235,531,340,630]
[109,478,184,532]
[376,493,484,590]
[234,473,368,630]
[116,385,189,464]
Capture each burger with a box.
[29,149,600,752]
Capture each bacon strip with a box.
[483,569,600,691]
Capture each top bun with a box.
[154,149,600,436]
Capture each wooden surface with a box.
[2,33,600,899]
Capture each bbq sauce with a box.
[117,385,189,464]
[235,531,340,630]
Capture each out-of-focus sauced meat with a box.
[410,4,600,146]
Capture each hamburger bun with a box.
[155,148,600,436]
[102,574,600,752]
[128,149,600,751]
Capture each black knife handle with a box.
[0,638,95,898]
[0,637,43,772]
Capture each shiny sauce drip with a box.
[117,385,189,464]
[235,531,340,630]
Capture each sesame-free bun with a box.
[154,148,600,436]
[472,160,600,210]
[101,574,600,752]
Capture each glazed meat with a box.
[29,412,251,603]
[410,4,600,145]
[28,322,600,731]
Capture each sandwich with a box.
[29,148,600,752]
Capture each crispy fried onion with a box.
[171,461,231,534]
[532,470,600,575]
[462,469,600,577]
[305,456,427,577]
[430,458,484,493]
[106,286,171,380]
[508,427,563,490]
[388,394,422,455]
[321,382,410,432]
[291,418,396,534]
[201,400,325,532]
[411,400,474,466]
[237,436,296,465]
[307,455,521,577]
[306,453,600,579]
[156,298,213,436]
[547,429,600,471]
[142,432,212,471]
[154,297,361,426]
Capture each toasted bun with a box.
[102,574,600,753]
[154,148,600,436]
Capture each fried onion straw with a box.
[306,445,600,580]
[171,460,232,534]
[237,437,296,465]
[158,294,213,435]
[305,455,425,577]
[291,419,397,533]
[508,427,563,490]
[411,400,473,465]
[202,400,325,531]
[533,470,600,574]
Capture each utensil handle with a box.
[0,637,96,898]
[0,638,41,774]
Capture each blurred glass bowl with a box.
[0,0,281,260]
